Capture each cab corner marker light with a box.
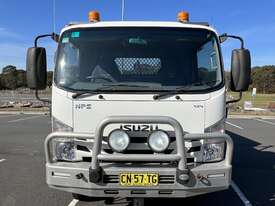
[89,11,100,22]
[177,11,189,22]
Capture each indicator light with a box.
[89,11,100,22]
[177,11,189,22]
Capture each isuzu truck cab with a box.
[26,11,251,204]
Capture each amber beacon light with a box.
[177,11,189,22]
[89,11,100,22]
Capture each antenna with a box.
[121,0,125,21]
[53,0,56,33]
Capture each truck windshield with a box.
[55,27,223,92]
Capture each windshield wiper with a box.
[153,80,221,100]
[72,83,150,99]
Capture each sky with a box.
[0,0,275,71]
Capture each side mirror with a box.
[26,47,47,90]
[230,49,251,92]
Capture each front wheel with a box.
[72,193,99,202]
[131,198,145,206]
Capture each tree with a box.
[16,70,27,87]
[249,66,275,93]
[0,73,3,89]
[0,65,17,89]
[226,65,275,93]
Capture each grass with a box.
[229,92,275,109]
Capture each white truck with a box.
[26,11,251,204]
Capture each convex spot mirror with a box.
[26,47,47,90]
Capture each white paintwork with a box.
[73,97,205,134]
[67,92,211,101]
[204,87,226,128]
[52,21,225,134]
[51,86,225,134]
[51,85,73,127]
[61,21,219,36]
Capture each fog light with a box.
[202,140,225,162]
[108,130,130,153]
[53,138,77,161]
[148,130,170,153]
[178,174,189,181]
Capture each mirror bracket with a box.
[34,33,59,47]
[219,33,244,49]
[226,91,242,105]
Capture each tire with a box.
[72,193,97,202]
[132,198,145,206]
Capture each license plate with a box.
[120,173,159,186]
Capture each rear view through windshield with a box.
[55,27,223,92]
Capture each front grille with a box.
[76,145,90,152]
[158,175,175,184]
[103,175,175,185]
[103,175,119,183]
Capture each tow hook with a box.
[75,173,88,183]
[197,174,211,186]
[75,173,84,179]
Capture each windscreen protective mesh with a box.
[115,57,161,75]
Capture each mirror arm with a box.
[34,34,52,47]
[222,34,245,104]
[35,90,51,116]
[219,33,244,49]
[35,90,51,104]
[33,33,59,106]
[34,33,59,47]
[226,91,242,105]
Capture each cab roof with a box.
[61,21,218,36]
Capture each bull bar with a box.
[45,116,233,198]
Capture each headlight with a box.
[205,119,225,133]
[108,130,130,153]
[148,130,170,153]
[53,138,78,161]
[52,117,73,132]
[202,139,225,162]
